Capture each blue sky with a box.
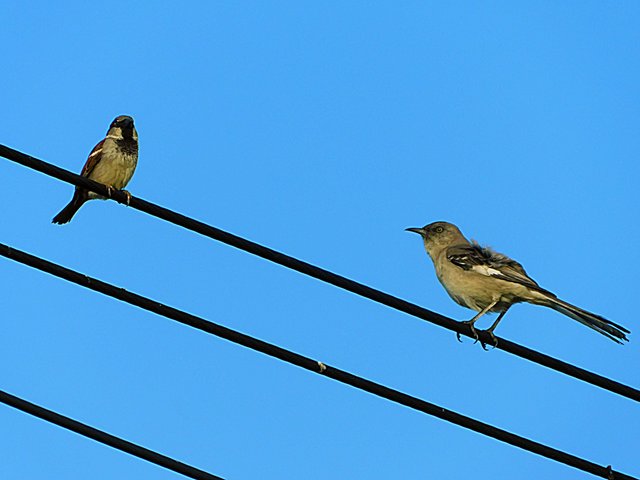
[1,2,638,479]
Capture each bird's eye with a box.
[435,226,444,233]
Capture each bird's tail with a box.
[52,191,86,224]
[539,296,629,344]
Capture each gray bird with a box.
[406,221,629,346]
[52,115,138,224]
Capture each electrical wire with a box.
[0,389,223,480]
[0,144,637,403]
[0,243,634,480]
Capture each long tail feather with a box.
[542,297,629,343]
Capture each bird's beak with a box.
[405,227,424,235]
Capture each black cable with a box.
[0,244,634,480]
[0,389,223,480]
[0,144,637,404]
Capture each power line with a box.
[0,243,634,480]
[1,143,637,404]
[0,389,223,480]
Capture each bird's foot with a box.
[121,189,132,205]
[105,185,115,198]
[479,330,499,351]
[456,321,480,344]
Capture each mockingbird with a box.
[406,221,629,346]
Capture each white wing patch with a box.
[471,265,504,278]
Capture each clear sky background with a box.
[0,2,638,479]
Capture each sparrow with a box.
[406,221,629,346]
[52,115,139,224]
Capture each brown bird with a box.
[406,221,629,346]
[52,115,139,224]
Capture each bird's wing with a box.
[80,139,105,177]
[446,242,553,295]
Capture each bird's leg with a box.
[456,301,498,344]
[121,190,132,205]
[480,305,511,350]
[105,185,115,198]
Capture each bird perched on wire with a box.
[406,221,629,347]
[52,115,139,224]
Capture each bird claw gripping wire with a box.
[456,321,480,344]
[317,361,327,373]
[457,323,499,351]
[122,189,132,205]
[479,330,499,351]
